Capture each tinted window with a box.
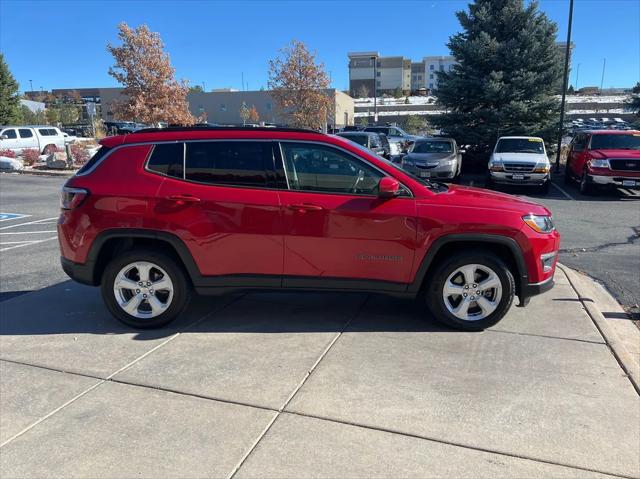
[147,143,184,178]
[185,141,273,187]
[76,146,111,175]
[338,134,368,147]
[18,129,34,138]
[280,142,382,195]
[38,128,56,136]
[572,134,587,152]
[589,134,640,150]
[1,129,17,139]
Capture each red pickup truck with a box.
[565,130,640,194]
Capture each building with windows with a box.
[27,87,354,128]
[423,56,457,92]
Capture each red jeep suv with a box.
[565,130,640,194]
[58,127,560,331]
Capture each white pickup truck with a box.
[487,136,552,194]
[0,125,68,155]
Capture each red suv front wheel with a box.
[425,252,515,331]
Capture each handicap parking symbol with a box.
[0,213,30,222]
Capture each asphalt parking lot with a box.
[1,172,639,477]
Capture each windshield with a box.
[412,141,453,154]
[590,134,640,150]
[495,138,544,154]
[338,134,368,147]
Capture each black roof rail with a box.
[131,125,323,135]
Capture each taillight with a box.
[60,187,89,210]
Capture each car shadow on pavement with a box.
[0,281,452,340]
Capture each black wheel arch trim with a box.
[83,228,203,286]
[408,233,529,296]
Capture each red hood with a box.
[424,184,550,215]
[590,149,640,159]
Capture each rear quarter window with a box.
[76,146,112,175]
[147,143,184,178]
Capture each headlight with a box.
[439,157,457,166]
[589,159,609,168]
[533,163,551,173]
[523,214,555,233]
[489,161,504,172]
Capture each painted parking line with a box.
[0,213,31,222]
[0,216,59,231]
[0,230,57,235]
[0,236,58,253]
[551,182,575,200]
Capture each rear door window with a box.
[185,141,275,188]
[18,129,34,138]
[147,143,184,178]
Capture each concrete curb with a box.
[558,263,640,395]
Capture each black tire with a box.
[423,252,515,331]
[101,249,191,329]
[579,169,595,195]
[43,144,57,155]
[539,180,551,195]
[563,162,573,185]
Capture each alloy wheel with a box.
[442,263,502,321]
[113,261,174,319]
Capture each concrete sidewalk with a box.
[1,267,639,478]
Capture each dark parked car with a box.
[336,131,388,158]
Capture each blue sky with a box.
[1,0,638,93]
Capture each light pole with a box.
[555,0,574,172]
[599,58,606,95]
[574,63,580,91]
[29,79,33,92]
[372,56,378,124]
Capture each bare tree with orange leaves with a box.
[268,40,331,130]
[107,22,194,126]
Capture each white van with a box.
[0,125,67,155]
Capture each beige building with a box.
[187,89,354,128]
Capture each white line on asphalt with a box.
[0,236,58,252]
[0,216,59,231]
[551,182,575,200]
[0,230,57,235]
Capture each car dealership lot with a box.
[1,172,639,477]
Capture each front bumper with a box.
[402,163,457,179]
[518,275,555,307]
[588,174,640,188]
[490,171,549,186]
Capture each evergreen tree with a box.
[0,53,22,124]
[433,0,563,151]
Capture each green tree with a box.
[0,53,22,124]
[359,116,369,127]
[567,84,575,94]
[59,104,80,124]
[433,0,563,151]
[402,115,427,134]
[45,107,60,125]
[393,87,403,99]
[189,85,204,92]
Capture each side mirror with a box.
[0,135,8,140]
[459,148,466,154]
[378,177,400,198]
